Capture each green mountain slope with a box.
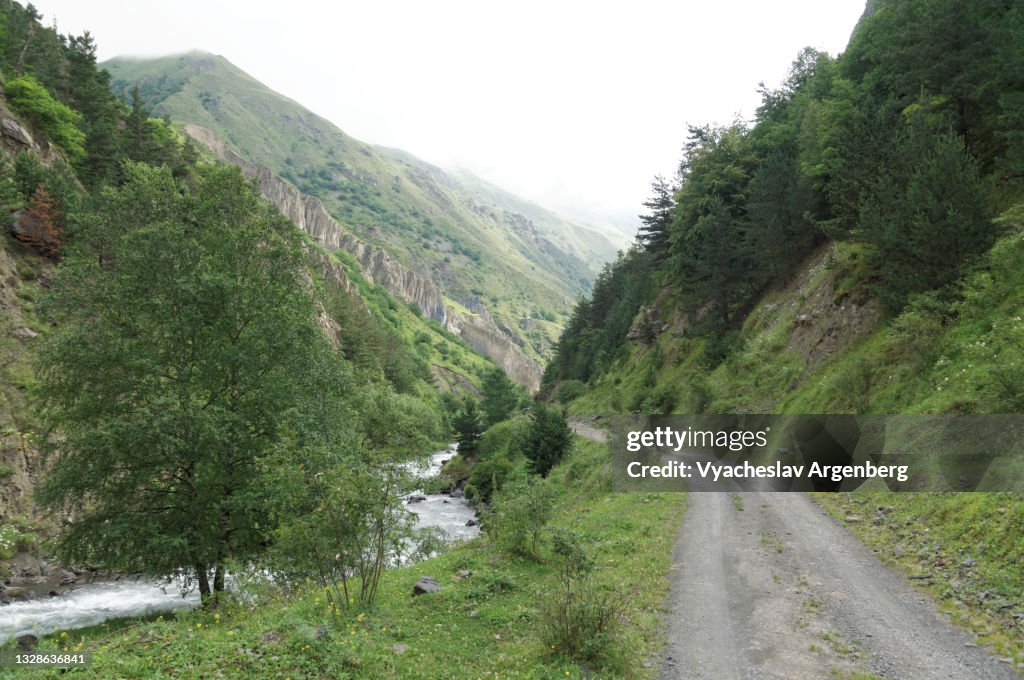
[101,52,605,377]
[375,146,628,269]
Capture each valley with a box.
[1,0,1023,678]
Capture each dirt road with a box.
[659,491,1020,679]
[569,417,608,443]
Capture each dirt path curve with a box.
[660,491,1020,679]
[568,417,608,443]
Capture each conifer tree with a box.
[521,403,573,477]
[638,175,675,259]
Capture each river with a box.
[0,445,476,643]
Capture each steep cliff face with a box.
[186,124,543,391]
[0,241,51,531]
[335,233,448,326]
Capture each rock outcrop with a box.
[2,118,35,148]
[185,124,543,391]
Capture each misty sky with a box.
[34,0,867,228]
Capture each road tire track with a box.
[659,492,1019,679]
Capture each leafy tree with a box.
[5,74,86,163]
[267,383,440,611]
[480,366,519,426]
[521,402,573,477]
[453,398,484,458]
[36,163,348,603]
[465,451,516,504]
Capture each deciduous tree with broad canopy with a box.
[36,162,350,602]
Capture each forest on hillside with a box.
[543,0,1024,406]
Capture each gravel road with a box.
[659,491,1020,679]
[569,417,608,443]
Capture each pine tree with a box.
[638,175,675,259]
[480,366,519,426]
[453,398,484,458]
[123,86,155,163]
[858,121,993,311]
[521,403,573,477]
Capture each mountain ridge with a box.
[184,122,544,390]
[101,52,610,379]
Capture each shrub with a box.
[270,456,414,614]
[465,450,516,503]
[0,516,40,559]
[647,384,678,413]
[540,530,627,669]
[555,379,586,404]
[833,357,874,413]
[887,291,951,369]
[486,476,555,559]
[5,75,85,163]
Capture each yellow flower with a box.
[196,623,202,629]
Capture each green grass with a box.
[816,492,1024,665]
[3,437,686,679]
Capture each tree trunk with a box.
[196,562,211,601]
[214,564,225,592]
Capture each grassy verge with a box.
[815,492,1024,667]
[4,437,685,679]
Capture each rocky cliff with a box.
[185,124,543,391]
